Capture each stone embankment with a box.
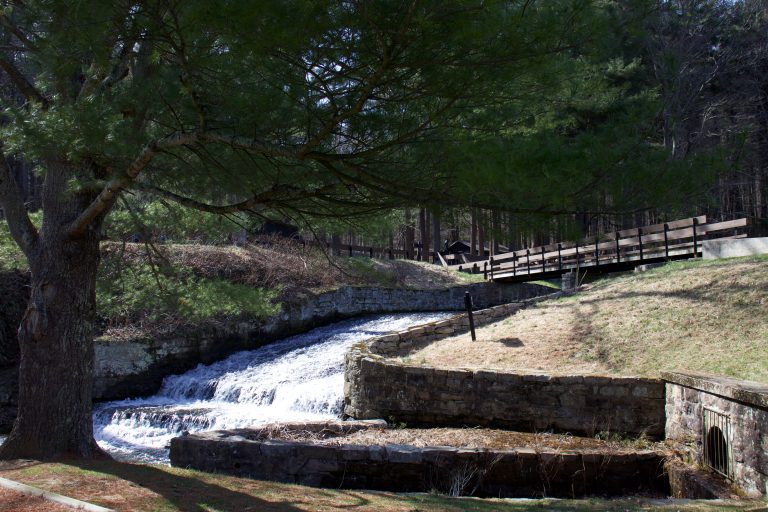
[170,420,670,498]
[344,300,666,438]
[0,273,551,432]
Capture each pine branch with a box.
[0,148,38,256]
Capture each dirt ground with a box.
[395,257,768,381]
[0,487,76,512]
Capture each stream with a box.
[92,312,452,464]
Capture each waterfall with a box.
[93,312,451,464]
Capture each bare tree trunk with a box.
[478,209,486,259]
[404,208,415,259]
[491,210,500,256]
[432,210,441,262]
[331,233,341,256]
[418,208,426,261]
[470,208,478,257]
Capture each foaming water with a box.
[93,312,452,464]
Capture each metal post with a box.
[638,228,643,261]
[663,224,669,259]
[464,292,476,341]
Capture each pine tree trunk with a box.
[0,234,105,459]
[432,211,441,260]
[422,210,431,262]
[478,210,486,259]
[0,160,108,460]
[404,208,414,259]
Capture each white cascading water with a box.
[93,312,452,464]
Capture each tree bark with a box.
[0,160,107,460]
[470,208,478,257]
[478,209,486,259]
[404,208,414,259]
[422,209,431,263]
[431,210,441,261]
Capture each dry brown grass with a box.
[0,460,759,511]
[398,256,768,382]
[106,238,478,302]
[265,426,660,453]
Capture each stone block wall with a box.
[0,277,550,433]
[344,300,666,438]
[663,371,768,498]
[93,282,550,402]
[171,426,669,498]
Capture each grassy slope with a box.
[405,255,768,382]
[0,461,761,512]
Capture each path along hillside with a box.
[396,255,768,382]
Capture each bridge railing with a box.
[458,216,749,280]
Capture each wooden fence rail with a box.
[457,216,749,281]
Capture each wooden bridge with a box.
[457,216,749,283]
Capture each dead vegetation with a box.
[106,237,480,303]
[397,256,768,382]
[257,425,659,453]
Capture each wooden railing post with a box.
[389,248,393,260]
[663,224,669,259]
[638,228,644,261]
[369,247,373,258]
[513,254,517,276]
[541,246,546,272]
[615,232,620,263]
[489,257,494,281]
[348,245,352,257]
[526,249,531,275]
[594,239,599,269]
[472,263,478,274]
[692,218,699,255]
[483,261,488,280]
[575,245,579,267]
[557,244,562,271]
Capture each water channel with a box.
[92,312,452,464]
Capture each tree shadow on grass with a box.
[63,460,311,512]
[493,337,524,348]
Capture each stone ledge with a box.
[170,425,672,498]
[661,371,768,409]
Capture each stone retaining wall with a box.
[664,371,768,498]
[344,300,666,438]
[93,282,549,401]
[170,423,669,498]
[0,271,548,432]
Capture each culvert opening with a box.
[703,408,732,479]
